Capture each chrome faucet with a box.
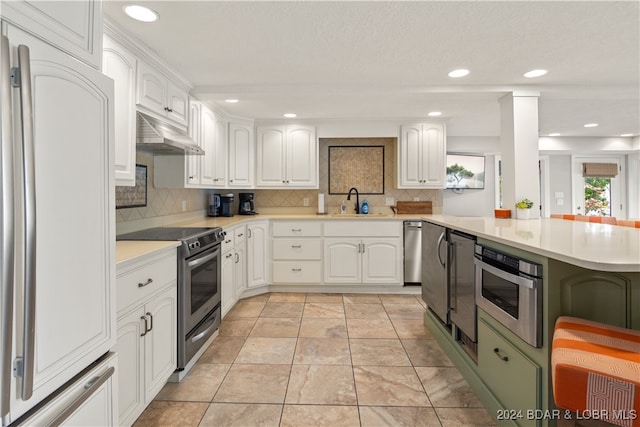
[347,187,360,214]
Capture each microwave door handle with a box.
[0,35,16,420]
[186,249,219,269]
[16,44,37,401]
[474,258,536,289]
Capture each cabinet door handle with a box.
[248,229,252,238]
[138,278,153,288]
[493,348,509,362]
[146,312,153,333]
[140,316,148,337]
[291,245,302,248]
[235,253,239,263]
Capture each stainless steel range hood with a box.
[136,112,204,155]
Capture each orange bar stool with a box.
[552,316,640,426]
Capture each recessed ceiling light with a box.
[584,123,599,128]
[621,133,633,137]
[283,113,297,118]
[123,4,159,22]
[548,133,561,136]
[225,99,239,103]
[524,69,548,78]
[448,69,470,78]
[427,111,442,117]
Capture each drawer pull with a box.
[291,228,302,232]
[237,233,243,237]
[291,268,302,272]
[226,253,233,259]
[291,245,302,249]
[138,278,153,288]
[493,348,509,362]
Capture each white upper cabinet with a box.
[200,107,217,186]
[213,116,229,186]
[1,0,103,68]
[256,125,318,188]
[398,123,446,188]
[102,35,136,186]
[137,60,188,127]
[228,123,254,188]
[186,100,202,186]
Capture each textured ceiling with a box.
[104,1,640,138]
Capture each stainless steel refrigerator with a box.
[1,6,116,424]
[421,221,449,324]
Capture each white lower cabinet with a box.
[221,225,248,317]
[115,249,177,427]
[272,221,323,284]
[323,221,402,285]
[247,221,269,289]
[324,238,402,284]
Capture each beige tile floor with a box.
[133,293,498,427]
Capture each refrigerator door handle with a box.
[0,34,16,421]
[16,43,37,401]
[436,231,446,269]
[47,366,115,427]
[449,242,456,312]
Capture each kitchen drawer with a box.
[272,221,322,237]
[478,318,541,427]
[272,261,322,283]
[324,221,401,237]
[117,250,177,314]
[234,225,247,243]
[221,229,235,253]
[272,239,322,260]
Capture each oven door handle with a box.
[187,249,219,269]
[474,258,536,289]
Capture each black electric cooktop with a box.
[117,227,221,242]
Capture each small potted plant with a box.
[515,198,534,219]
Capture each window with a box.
[572,156,623,218]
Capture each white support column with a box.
[500,91,540,218]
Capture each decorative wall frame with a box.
[328,145,384,194]
[116,164,148,209]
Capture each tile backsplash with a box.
[115,152,208,224]
[116,137,441,225]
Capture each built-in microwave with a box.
[474,244,543,347]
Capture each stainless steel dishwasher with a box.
[403,221,422,285]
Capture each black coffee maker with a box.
[238,193,256,215]
[208,193,234,217]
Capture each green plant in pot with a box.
[515,198,534,219]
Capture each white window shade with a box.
[582,162,618,178]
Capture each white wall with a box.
[547,155,573,215]
[443,154,496,217]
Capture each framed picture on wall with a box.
[115,164,148,209]
[446,154,485,189]
[328,145,385,194]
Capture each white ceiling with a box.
[104,1,640,138]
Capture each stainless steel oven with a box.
[117,227,225,370]
[179,237,222,369]
[474,244,542,347]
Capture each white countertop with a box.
[420,215,640,273]
[116,240,181,265]
[116,214,639,273]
